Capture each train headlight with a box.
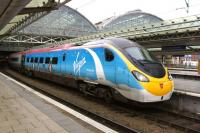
[132,71,149,82]
[168,71,173,80]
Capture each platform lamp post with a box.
[197,52,200,74]
[198,59,200,74]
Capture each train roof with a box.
[104,38,140,49]
[10,38,140,56]
[25,44,74,54]
[84,38,140,49]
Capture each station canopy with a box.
[101,9,163,30]
[17,5,97,37]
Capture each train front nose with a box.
[138,77,174,102]
[142,80,174,96]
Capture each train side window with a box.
[63,54,66,61]
[52,57,58,64]
[26,58,29,62]
[105,48,114,61]
[35,57,38,63]
[30,57,34,63]
[39,57,44,63]
[45,57,50,64]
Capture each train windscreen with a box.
[125,47,157,62]
[125,46,165,78]
[106,38,165,78]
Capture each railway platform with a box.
[169,68,200,77]
[168,68,200,95]
[0,72,110,133]
[174,78,200,94]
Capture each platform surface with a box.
[174,78,200,94]
[0,73,96,133]
[169,69,200,77]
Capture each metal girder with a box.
[18,7,58,15]
[136,30,200,48]
[151,49,200,55]
[0,34,70,44]
[0,33,72,51]
[8,11,49,34]
[35,14,200,49]
[0,42,38,51]
[0,45,28,52]
[0,0,31,30]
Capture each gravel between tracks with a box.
[4,69,182,133]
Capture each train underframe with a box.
[19,68,128,103]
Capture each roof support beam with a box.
[18,7,58,15]
[151,49,200,55]
[0,0,31,30]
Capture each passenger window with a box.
[52,57,58,64]
[45,57,50,64]
[30,58,34,63]
[35,57,38,63]
[105,48,114,61]
[63,54,66,61]
[39,57,44,63]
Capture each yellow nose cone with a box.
[140,80,174,96]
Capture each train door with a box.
[44,53,51,73]
[116,57,129,87]
[51,52,60,74]
[60,51,67,74]
[102,48,116,84]
[30,56,35,70]
[38,55,45,72]
[34,57,39,71]
[27,55,32,69]
[21,54,26,69]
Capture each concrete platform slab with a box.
[0,73,105,133]
[169,69,200,77]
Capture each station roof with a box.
[17,5,97,37]
[0,0,48,35]
[99,9,163,30]
[0,0,71,35]
[0,0,31,35]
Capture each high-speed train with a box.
[9,38,174,102]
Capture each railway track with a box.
[3,68,200,133]
[56,96,139,133]
[145,109,200,133]
[113,102,200,133]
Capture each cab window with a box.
[105,48,114,61]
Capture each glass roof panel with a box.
[103,10,163,30]
[18,6,97,37]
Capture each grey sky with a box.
[67,0,200,23]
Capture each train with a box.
[9,38,174,102]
